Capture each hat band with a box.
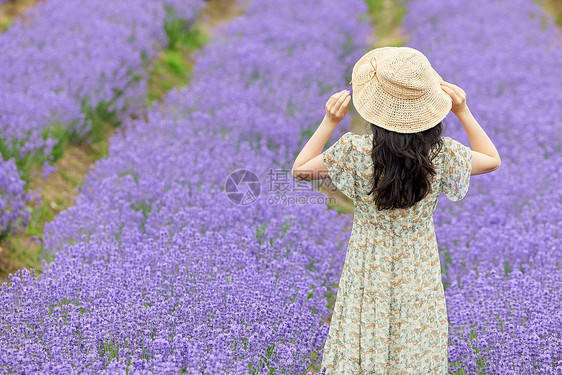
[354,57,379,87]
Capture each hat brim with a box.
[351,48,452,133]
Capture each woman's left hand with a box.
[325,90,351,124]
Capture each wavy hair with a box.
[367,121,444,210]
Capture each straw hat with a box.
[350,46,452,133]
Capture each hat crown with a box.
[350,46,452,134]
[377,48,434,99]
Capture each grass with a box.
[146,24,208,106]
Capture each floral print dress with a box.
[320,132,472,374]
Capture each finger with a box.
[330,90,345,100]
[327,93,340,108]
[328,90,346,106]
[337,96,352,115]
[337,94,351,109]
[447,82,461,90]
[451,85,462,96]
[440,84,453,94]
[441,81,462,94]
[335,90,347,102]
[335,91,350,107]
[449,83,465,96]
[440,85,456,98]
[333,98,348,114]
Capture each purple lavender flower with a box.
[0,157,31,236]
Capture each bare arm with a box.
[291,90,351,180]
[441,81,501,175]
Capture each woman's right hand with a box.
[440,80,502,175]
[440,81,468,115]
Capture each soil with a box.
[543,0,562,27]
[0,0,45,31]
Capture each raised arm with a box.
[440,81,501,175]
[291,90,351,180]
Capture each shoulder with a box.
[432,137,466,161]
[339,131,373,154]
[441,136,469,152]
[438,136,472,179]
[338,131,360,144]
[323,132,372,170]
[440,136,471,159]
[328,132,370,155]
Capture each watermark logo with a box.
[225,169,261,205]
[224,168,337,206]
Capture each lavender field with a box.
[0,0,561,373]
[0,0,205,239]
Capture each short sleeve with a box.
[322,132,357,200]
[440,136,472,201]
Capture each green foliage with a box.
[130,200,153,233]
[282,217,291,237]
[0,135,38,184]
[503,260,512,276]
[0,121,74,184]
[147,20,207,106]
[0,96,120,185]
[327,201,353,215]
[163,50,192,79]
[0,228,10,244]
[165,20,207,51]
[256,221,268,245]
[82,99,122,144]
[117,168,139,184]
[0,18,13,33]
[26,202,49,239]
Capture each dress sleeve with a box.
[322,132,357,200]
[440,136,472,201]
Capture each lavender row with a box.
[0,0,204,166]
[404,0,562,372]
[0,157,33,236]
[1,0,371,373]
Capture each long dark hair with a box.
[367,121,444,210]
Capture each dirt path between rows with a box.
[0,0,44,31]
